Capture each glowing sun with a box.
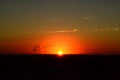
[58,50,63,56]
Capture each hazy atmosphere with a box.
[0,0,120,54]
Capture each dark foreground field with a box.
[0,54,120,80]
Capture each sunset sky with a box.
[0,0,120,54]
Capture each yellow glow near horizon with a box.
[58,50,63,56]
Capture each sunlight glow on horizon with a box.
[39,34,83,54]
[57,50,63,56]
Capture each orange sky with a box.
[0,32,120,54]
[0,0,120,54]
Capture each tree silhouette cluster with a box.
[32,44,53,54]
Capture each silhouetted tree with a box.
[32,44,40,54]
[32,43,54,54]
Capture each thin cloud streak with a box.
[24,29,78,34]
[23,27,120,34]
[83,17,95,19]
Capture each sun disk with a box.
[58,50,63,56]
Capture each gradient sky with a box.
[0,0,120,54]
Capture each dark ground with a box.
[0,54,120,80]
